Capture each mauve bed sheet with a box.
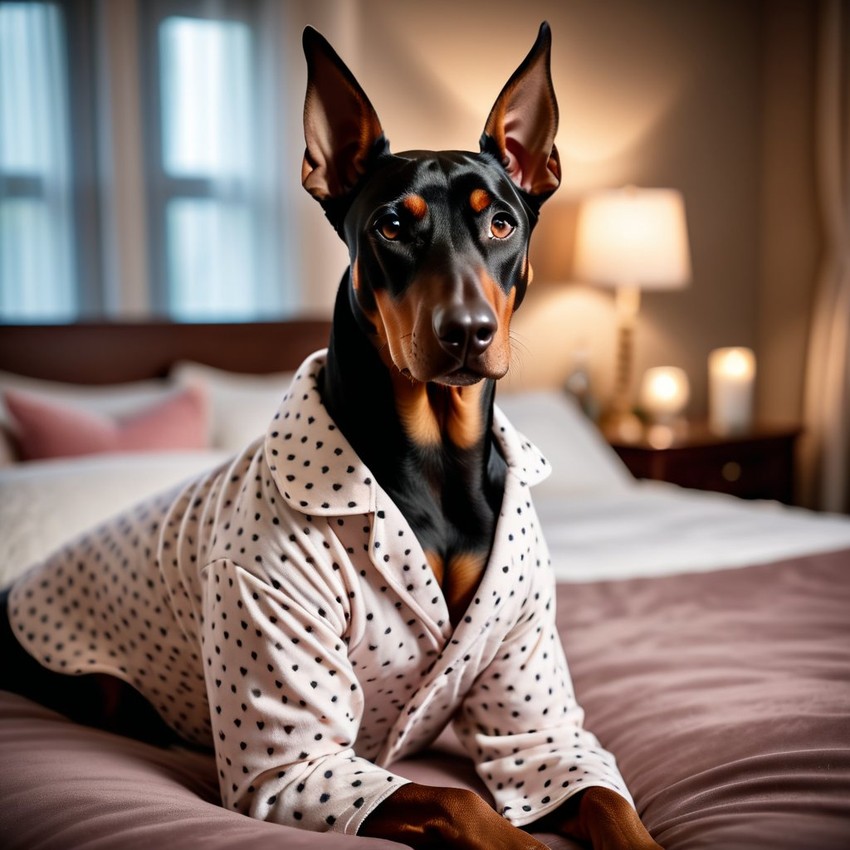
[2,548,849,850]
[557,548,850,850]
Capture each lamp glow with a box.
[640,366,690,423]
[574,187,692,290]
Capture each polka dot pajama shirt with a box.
[8,350,632,835]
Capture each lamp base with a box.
[599,285,643,442]
[599,408,644,443]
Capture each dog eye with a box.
[490,214,516,240]
[375,214,402,241]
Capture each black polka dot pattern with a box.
[8,350,632,836]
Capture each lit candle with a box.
[640,366,690,424]
[708,347,756,435]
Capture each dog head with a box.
[302,24,560,386]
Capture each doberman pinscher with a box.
[0,22,662,850]
[301,23,661,850]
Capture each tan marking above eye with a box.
[469,188,492,213]
[402,194,428,220]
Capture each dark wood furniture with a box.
[604,422,802,504]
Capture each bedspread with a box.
[1,547,849,850]
[558,547,850,849]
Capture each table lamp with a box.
[574,186,691,437]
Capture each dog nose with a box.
[433,303,497,358]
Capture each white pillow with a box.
[496,390,634,497]
[0,450,229,586]
[171,362,294,453]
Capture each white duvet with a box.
[538,483,850,581]
[2,392,850,588]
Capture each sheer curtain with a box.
[0,1,76,320]
[803,0,850,513]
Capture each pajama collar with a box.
[264,349,551,519]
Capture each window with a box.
[144,3,283,320]
[0,1,76,321]
[0,0,287,323]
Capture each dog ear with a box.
[481,22,561,200]
[302,27,386,201]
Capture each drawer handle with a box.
[721,461,742,482]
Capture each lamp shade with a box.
[574,187,691,290]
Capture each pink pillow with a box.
[4,386,209,461]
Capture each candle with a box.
[640,366,690,424]
[708,347,756,435]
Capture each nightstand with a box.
[604,422,802,504]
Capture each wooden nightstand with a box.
[604,422,802,504]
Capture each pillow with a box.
[495,390,634,497]
[0,370,175,465]
[4,386,209,461]
[0,370,172,426]
[171,361,294,453]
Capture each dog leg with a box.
[541,787,664,850]
[360,783,550,850]
[362,785,665,850]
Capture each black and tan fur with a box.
[301,25,661,848]
[304,25,559,625]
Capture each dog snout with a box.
[433,302,497,360]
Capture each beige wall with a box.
[290,0,820,423]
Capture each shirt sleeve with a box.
[202,557,409,835]
[452,557,633,827]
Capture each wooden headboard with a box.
[0,320,332,384]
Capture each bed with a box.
[1,320,849,850]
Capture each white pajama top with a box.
[9,350,632,836]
